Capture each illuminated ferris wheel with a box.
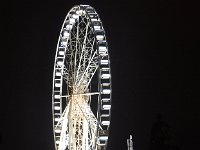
[52,5,112,150]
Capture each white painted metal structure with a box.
[127,135,134,150]
[52,5,112,150]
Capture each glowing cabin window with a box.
[54,106,61,110]
[54,95,61,99]
[63,31,70,38]
[66,24,73,30]
[102,105,111,110]
[94,25,101,30]
[101,74,110,79]
[55,83,61,87]
[57,61,63,66]
[101,60,109,65]
[72,14,79,19]
[96,35,104,40]
[102,89,111,94]
[99,136,108,140]
[101,121,110,126]
[59,51,65,56]
[69,18,75,24]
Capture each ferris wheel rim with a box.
[52,5,112,150]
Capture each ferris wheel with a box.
[52,5,112,150]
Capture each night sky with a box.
[2,0,200,150]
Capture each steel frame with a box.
[52,5,112,150]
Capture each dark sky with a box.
[2,0,199,150]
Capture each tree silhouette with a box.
[149,113,173,150]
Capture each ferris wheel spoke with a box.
[76,23,89,82]
[68,30,78,84]
[75,36,95,75]
[73,17,80,82]
[60,92,100,98]
[61,65,73,95]
[76,49,98,87]
[75,21,90,84]
[62,65,69,83]
[84,65,98,90]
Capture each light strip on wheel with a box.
[72,14,79,19]
[99,136,108,140]
[101,121,110,126]
[54,118,60,122]
[99,46,107,53]
[96,35,104,40]
[54,95,61,99]
[69,18,75,24]
[101,67,110,71]
[61,41,67,46]
[100,60,109,65]
[102,105,111,110]
[101,114,109,117]
[54,106,61,110]
[101,74,110,79]
[55,83,61,87]
[91,18,98,21]
[59,51,65,56]
[63,31,70,38]
[102,98,110,101]
[102,89,111,94]
[56,72,62,76]
[102,83,110,86]
[66,24,73,30]
[76,10,84,15]
[94,25,101,30]
[55,129,61,133]
[57,61,63,66]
